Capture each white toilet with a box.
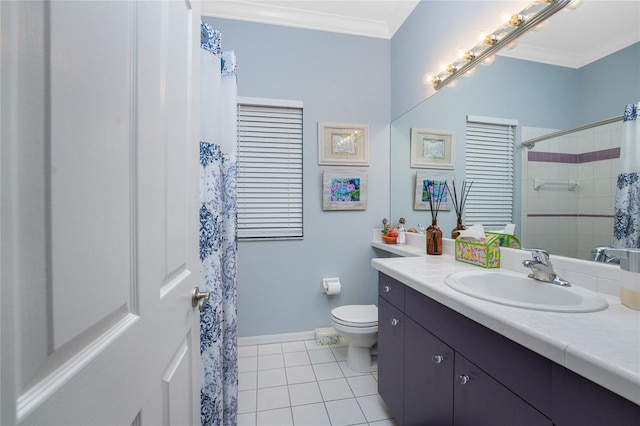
[330,304,378,372]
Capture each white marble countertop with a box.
[371,233,640,406]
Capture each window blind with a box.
[237,101,303,240]
[464,119,515,229]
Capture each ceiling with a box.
[202,0,640,68]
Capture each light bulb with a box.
[464,68,476,78]
[484,34,499,45]
[509,14,525,26]
[424,73,441,86]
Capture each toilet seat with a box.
[331,304,378,328]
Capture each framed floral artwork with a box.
[318,122,369,166]
[410,128,455,169]
[322,169,367,210]
[414,171,454,211]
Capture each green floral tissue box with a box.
[487,232,521,249]
[455,234,501,268]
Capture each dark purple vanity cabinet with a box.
[377,273,405,425]
[377,272,640,425]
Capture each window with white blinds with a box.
[464,116,517,229]
[237,99,303,240]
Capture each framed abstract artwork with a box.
[414,171,454,211]
[318,122,369,166]
[322,169,368,210]
[410,128,455,169]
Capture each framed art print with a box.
[318,122,369,166]
[410,128,455,169]
[414,171,454,210]
[322,169,367,210]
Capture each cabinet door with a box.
[378,297,404,425]
[379,271,405,309]
[404,318,454,426]
[454,354,552,426]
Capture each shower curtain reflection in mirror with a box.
[614,102,640,248]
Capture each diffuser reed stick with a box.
[426,180,447,220]
[447,180,473,239]
[448,180,473,220]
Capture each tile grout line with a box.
[239,340,393,426]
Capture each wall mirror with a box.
[390,0,640,261]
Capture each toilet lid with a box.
[331,304,378,327]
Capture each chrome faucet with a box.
[522,249,571,287]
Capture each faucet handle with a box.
[529,248,550,264]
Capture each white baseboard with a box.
[238,330,315,346]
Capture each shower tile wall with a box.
[521,122,622,260]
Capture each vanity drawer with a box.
[378,272,404,310]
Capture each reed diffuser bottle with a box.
[448,180,473,239]
[424,180,446,255]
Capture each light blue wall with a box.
[577,43,640,123]
[391,1,530,120]
[203,18,392,337]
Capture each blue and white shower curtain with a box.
[613,102,640,248]
[199,22,238,426]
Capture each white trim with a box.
[238,96,302,109]
[467,115,518,126]
[201,1,419,39]
[238,331,315,346]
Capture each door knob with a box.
[192,286,210,311]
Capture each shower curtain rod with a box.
[521,114,623,150]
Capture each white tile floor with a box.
[237,339,398,426]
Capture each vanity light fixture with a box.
[428,0,574,91]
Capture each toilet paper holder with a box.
[322,277,341,295]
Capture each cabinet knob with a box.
[383,285,391,293]
[431,354,444,364]
[390,318,399,326]
[456,374,470,385]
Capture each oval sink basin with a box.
[445,270,608,313]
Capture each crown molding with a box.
[500,30,640,69]
[201,1,418,39]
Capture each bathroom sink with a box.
[444,270,608,313]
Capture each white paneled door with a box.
[1,1,202,424]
